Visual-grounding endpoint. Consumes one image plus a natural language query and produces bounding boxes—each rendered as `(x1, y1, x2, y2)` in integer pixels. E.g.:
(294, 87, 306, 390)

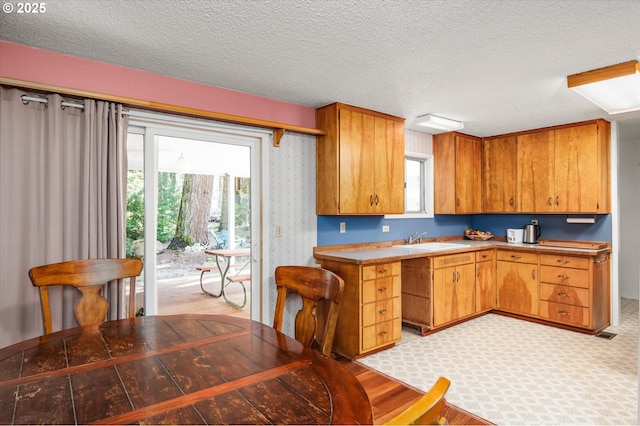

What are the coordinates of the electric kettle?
(523, 224, 541, 243)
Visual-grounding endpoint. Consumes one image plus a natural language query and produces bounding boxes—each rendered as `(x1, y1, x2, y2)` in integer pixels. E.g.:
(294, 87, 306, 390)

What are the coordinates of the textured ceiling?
(1, 0, 640, 140)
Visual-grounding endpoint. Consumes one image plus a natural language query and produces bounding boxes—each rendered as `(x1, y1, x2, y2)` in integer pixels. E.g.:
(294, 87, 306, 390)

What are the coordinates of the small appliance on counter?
(507, 228, 524, 244)
(523, 223, 541, 243)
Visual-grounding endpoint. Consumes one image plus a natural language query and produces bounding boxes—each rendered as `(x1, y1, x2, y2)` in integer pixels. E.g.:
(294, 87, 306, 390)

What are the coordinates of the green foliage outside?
(126, 171, 181, 257)
(125, 171, 250, 257)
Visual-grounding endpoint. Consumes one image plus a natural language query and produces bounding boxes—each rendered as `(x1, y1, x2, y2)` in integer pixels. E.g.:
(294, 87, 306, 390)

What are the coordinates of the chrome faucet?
(408, 231, 429, 244)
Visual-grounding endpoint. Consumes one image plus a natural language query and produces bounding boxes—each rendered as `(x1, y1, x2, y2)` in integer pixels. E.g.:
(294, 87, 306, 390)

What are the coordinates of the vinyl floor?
(360, 299, 638, 425)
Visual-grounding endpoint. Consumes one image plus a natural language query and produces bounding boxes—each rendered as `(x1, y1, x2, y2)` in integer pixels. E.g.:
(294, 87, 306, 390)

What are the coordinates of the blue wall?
(317, 214, 612, 246)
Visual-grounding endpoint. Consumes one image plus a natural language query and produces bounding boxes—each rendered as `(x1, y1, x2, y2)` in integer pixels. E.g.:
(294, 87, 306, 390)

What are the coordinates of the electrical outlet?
(340, 222, 346, 233)
(382, 225, 390, 232)
(532, 219, 538, 225)
(275, 225, 282, 237)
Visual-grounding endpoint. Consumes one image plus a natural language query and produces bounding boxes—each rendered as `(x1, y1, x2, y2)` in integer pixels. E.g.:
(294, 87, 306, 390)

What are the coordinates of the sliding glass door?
(126, 111, 263, 319)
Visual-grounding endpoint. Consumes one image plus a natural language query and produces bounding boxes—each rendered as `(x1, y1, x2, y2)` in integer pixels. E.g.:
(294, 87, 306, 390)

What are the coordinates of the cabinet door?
(455, 135, 482, 213)
(476, 260, 495, 312)
(456, 263, 476, 318)
(433, 132, 456, 213)
(482, 136, 516, 212)
(554, 123, 599, 212)
(517, 131, 555, 212)
(339, 109, 376, 214)
(433, 263, 475, 326)
(433, 266, 456, 326)
(374, 117, 405, 213)
(496, 260, 538, 316)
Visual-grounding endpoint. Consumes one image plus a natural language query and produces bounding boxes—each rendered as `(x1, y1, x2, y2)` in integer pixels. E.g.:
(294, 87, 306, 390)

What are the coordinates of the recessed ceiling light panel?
(568, 60, 640, 114)
(414, 114, 464, 132)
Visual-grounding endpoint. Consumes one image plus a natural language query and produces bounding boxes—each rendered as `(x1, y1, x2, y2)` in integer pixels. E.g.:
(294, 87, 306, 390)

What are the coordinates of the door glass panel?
(126, 132, 252, 318)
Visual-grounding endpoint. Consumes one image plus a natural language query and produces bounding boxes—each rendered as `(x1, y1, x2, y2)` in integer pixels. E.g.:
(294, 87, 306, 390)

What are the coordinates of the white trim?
(128, 109, 268, 323)
(610, 121, 620, 326)
(385, 152, 434, 219)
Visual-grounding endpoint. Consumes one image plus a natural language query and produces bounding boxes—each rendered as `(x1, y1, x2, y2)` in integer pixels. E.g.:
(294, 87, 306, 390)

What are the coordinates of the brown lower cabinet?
(496, 250, 539, 316)
(401, 247, 610, 335)
(316, 259, 402, 358)
(401, 251, 477, 333)
(318, 245, 610, 356)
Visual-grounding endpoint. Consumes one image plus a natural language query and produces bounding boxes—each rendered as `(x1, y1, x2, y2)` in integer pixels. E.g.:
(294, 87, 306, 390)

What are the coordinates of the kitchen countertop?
(313, 239, 611, 264)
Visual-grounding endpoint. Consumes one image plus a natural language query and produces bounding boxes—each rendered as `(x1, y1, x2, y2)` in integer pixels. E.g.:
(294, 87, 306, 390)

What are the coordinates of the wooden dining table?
(0, 315, 373, 425)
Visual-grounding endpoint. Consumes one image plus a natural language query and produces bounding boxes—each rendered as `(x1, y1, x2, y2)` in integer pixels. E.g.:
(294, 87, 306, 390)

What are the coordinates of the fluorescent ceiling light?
(415, 114, 464, 132)
(568, 60, 640, 114)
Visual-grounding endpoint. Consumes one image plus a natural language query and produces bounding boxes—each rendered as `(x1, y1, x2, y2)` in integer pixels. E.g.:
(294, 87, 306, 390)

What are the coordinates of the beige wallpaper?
(405, 128, 433, 154)
(267, 132, 317, 328)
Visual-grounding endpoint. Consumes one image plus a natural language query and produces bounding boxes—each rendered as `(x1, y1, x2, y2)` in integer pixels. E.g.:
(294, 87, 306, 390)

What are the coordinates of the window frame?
(385, 152, 434, 219)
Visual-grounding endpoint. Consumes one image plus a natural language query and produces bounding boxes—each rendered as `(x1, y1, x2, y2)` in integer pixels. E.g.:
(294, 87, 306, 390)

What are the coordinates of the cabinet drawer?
(496, 250, 537, 264)
(402, 294, 430, 325)
(362, 276, 400, 304)
(362, 297, 400, 327)
(539, 283, 589, 307)
(475, 249, 494, 262)
(539, 254, 590, 269)
(432, 252, 474, 269)
(539, 265, 590, 288)
(362, 262, 400, 280)
(539, 300, 590, 328)
(362, 318, 401, 351)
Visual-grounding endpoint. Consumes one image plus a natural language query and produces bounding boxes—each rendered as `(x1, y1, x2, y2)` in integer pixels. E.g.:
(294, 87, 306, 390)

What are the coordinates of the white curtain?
(0, 87, 129, 348)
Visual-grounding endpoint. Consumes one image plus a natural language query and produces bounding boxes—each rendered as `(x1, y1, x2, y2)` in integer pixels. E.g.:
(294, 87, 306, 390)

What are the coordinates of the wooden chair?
(273, 265, 345, 357)
(29, 258, 144, 334)
(385, 377, 451, 425)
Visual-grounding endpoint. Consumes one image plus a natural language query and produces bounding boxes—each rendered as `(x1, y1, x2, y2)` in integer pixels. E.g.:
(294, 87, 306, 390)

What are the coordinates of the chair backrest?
(273, 265, 345, 357)
(29, 258, 143, 334)
(385, 377, 451, 425)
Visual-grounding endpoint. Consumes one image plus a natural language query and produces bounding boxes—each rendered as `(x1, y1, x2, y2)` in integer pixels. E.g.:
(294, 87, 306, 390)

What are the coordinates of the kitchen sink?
(392, 242, 471, 251)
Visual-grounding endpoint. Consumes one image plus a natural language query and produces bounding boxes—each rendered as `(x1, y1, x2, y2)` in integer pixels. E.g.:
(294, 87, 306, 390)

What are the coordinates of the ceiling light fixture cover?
(414, 114, 464, 132)
(568, 60, 640, 114)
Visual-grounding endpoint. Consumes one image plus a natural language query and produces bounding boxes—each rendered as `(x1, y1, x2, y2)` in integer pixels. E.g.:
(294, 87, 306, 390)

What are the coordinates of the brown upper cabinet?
(433, 132, 482, 214)
(435, 119, 610, 214)
(482, 136, 517, 213)
(517, 120, 610, 213)
(316, 103, 405, 215)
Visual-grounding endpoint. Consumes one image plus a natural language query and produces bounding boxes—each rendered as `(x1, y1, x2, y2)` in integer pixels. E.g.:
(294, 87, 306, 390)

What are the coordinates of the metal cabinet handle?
(532, 269, 536, 280)
(547, 197, 553, 206)
(378, 269, 387, 274)
(509, 197, 514, 206)
(370, 195, 374, 206)
(452, 271, 456, 282)
(377, 287, 387, 292)
(557, 274, 569, 279)
(512, 255, 522, 260)
(557, 259, 570, 264)
(378, 310, 387, 315)
(378, 331, 388, 337)
(556, 196, 559, 206)
(482, 254, 488, 259)
(375, 194, 379, 206)
(456, 271, 460, 282)
(559, 311, 570, 316)
(456, 198, 460, 207)
(558, 292, 569, 297)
